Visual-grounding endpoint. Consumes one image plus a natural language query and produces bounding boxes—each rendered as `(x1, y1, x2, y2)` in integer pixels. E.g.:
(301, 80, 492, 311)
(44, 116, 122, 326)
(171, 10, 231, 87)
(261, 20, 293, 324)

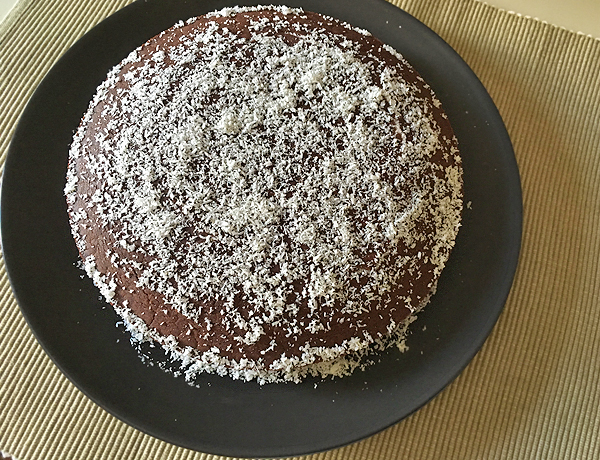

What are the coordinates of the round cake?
(65, 5, 463, 383)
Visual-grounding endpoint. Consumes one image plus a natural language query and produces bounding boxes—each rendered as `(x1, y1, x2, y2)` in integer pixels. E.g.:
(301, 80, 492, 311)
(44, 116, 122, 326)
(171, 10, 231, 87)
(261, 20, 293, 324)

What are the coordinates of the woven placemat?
(1, 0, 599, 459)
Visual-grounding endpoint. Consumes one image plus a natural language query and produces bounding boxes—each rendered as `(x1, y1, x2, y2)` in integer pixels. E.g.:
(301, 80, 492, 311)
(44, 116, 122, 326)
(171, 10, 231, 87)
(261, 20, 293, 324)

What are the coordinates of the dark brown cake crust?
(66, 6, 463, 382)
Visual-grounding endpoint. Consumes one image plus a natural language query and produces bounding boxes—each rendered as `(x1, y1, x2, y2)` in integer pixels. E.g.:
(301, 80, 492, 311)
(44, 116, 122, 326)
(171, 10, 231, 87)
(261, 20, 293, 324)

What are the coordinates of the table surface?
(1, 0, 600, 38)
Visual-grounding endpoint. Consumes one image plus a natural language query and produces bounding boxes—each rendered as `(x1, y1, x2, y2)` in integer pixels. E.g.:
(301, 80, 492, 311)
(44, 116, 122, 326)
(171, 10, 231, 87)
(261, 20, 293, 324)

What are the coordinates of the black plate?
(1, 0, 522, 457)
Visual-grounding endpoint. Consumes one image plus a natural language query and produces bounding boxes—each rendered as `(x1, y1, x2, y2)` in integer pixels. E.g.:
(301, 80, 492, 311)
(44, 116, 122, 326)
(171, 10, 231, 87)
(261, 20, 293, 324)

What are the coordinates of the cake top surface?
(66, 5, 462, 382)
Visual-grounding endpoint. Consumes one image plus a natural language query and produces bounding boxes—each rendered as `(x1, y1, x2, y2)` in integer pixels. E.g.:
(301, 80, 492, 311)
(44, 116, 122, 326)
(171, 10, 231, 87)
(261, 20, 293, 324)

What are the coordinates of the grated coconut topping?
(65, 5, 463, 384)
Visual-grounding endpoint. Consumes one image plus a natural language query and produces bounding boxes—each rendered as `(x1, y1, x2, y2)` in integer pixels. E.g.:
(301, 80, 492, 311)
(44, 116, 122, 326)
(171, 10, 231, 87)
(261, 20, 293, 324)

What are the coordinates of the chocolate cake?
(65, 5, 463, 383)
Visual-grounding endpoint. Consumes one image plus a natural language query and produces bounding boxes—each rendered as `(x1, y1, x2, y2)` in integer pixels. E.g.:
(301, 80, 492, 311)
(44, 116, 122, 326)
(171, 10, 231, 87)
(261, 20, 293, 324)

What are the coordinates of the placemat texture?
(1, 0, 599, 459)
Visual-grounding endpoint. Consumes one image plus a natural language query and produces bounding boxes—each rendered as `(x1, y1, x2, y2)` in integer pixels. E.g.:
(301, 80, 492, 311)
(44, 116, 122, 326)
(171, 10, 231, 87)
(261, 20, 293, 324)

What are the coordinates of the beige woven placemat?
(1, 0, 599, 459)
